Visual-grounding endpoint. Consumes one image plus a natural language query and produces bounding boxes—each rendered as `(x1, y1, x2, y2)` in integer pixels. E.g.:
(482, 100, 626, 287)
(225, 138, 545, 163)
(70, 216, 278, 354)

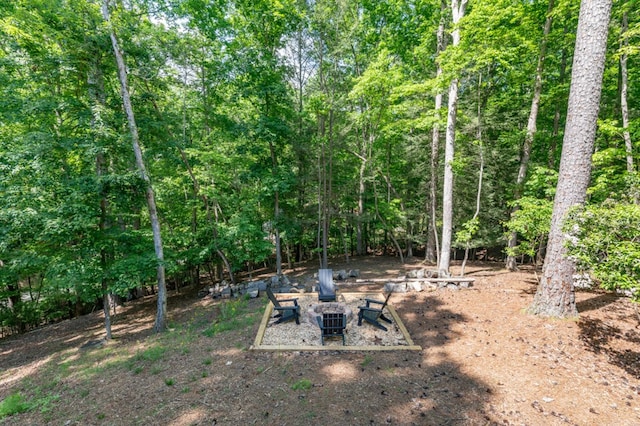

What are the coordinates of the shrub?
(504, 196, 553, 262)
(291, 378, 312, 391)
(0, 393, 29, 418)
(565, 201, 640, 300)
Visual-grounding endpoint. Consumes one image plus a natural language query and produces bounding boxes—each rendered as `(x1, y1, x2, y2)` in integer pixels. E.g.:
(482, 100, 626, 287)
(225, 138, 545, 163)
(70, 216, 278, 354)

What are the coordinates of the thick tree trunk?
(101, 0, 167, 332)
(530, 0, 612, 318)
(506, 0, 554, 271)
(353, 116, 371, 259)
(438, 0, 467, 277)
(438, 81, 457, 276)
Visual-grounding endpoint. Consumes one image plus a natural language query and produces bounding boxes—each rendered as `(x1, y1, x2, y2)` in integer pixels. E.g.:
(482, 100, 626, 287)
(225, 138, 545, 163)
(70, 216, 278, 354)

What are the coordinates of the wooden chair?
(357, 292, 392, 331)
(316, 312, 346, 345)
(266, 288, 300, 325)
(318, 268, 336, 302)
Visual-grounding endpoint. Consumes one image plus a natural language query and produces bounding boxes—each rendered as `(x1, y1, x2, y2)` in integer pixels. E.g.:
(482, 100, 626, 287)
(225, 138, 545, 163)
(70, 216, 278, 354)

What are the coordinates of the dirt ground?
(1, 256, 639, 425)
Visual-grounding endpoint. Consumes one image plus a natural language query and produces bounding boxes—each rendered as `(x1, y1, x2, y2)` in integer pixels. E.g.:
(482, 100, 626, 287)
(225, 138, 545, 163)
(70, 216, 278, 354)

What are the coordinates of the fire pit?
(307, 302, 353, 327)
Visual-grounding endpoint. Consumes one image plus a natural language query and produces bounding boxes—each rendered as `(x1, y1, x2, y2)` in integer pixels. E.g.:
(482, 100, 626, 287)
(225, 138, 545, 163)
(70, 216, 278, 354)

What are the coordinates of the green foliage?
(360, 354, 374, 367)
(219, 296, 248, 321)
(523, 167, 558, 200)
(203, 297, 258, 337)
(589, 146, 633, 202)
(134, 345, 166, 363)
(28, 391, 59, 414)
(455, 217, 480, 247)
(504, 197, 553, 259)
(565, 201, 640, 301)
(0, 393, 29, 418)
(291, 378, 312, 391)
(0, 0, 636, 337)
(504, 166, 558, 259)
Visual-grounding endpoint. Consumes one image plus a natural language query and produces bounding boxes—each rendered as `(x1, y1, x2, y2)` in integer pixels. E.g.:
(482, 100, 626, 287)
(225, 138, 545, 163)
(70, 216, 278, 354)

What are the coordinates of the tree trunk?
(549, 39, 568, 170)
(88, 55, 112, 340)
(101, 0, 167, 332)
(438, 0, 468, 277)
(321, 109, 334, 268)
(529, 0, 612, 318)
(620, 11, 634, 174)
(342, 222, 350, 263)
(461, 73, 485, 278)
(272, 173, 282, 276)
(357, 154, 366, 256)
(317, 110, 329, 268)
(7, 283, 24, 333)
(426, 0, 447, 265)
(382, 173, 410, 260)
(267, 116, 282, 275)
(506, 0, 554, 271)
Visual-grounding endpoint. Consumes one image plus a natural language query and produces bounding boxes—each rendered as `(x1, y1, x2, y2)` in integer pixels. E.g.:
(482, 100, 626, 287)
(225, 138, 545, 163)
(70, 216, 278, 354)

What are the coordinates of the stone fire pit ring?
(307, 302, 353, 327)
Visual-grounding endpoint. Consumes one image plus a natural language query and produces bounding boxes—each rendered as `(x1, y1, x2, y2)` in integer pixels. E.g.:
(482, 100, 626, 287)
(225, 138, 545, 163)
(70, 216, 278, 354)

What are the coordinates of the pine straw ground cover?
(1, 256, 639, 425)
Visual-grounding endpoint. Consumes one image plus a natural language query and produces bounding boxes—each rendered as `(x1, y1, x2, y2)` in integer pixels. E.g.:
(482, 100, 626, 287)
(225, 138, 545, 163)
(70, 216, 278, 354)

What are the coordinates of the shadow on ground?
(579, 316, 640, 380)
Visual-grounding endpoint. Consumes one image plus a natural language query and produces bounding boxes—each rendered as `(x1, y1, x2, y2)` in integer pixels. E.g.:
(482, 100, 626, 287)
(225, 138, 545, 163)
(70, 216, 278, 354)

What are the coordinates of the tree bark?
(438, 0, 467, 277)
(266, 98, 283, 276)
(88, 58, 112, 340)
(530, 0, 612, 318)
(426, 0, 446, 265)
(357, 151, 366, 256)
(101, 0, 168, 332)
(506, 0, 554, 271)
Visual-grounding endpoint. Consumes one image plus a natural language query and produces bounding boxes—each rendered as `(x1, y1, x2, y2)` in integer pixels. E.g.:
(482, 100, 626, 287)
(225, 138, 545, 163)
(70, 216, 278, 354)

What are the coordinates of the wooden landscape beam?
(355, 277, 475, 283)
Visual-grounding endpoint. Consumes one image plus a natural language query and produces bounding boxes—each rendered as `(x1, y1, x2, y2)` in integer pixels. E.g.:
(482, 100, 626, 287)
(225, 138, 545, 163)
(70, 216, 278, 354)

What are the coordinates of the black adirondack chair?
(357, 292, 393, 331)
(318, 268, 336, 302)
(266, 288, 300, 325)
(316, 312, 346, 345)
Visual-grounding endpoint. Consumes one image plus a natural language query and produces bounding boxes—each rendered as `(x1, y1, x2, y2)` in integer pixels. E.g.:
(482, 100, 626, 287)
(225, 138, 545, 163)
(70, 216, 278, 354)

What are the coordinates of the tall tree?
(101, 0, 168, 332)
(426, 0, 447, 265)
(506, 0, 555, 271)
(529, 0, 613, 318)
(438, 0, 468, 277)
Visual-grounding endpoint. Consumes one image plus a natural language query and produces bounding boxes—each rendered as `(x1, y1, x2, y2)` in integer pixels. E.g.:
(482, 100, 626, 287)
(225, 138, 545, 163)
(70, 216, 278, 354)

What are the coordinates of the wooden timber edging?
(355, 277, 476, 283)
(250, 292, 422, 352)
